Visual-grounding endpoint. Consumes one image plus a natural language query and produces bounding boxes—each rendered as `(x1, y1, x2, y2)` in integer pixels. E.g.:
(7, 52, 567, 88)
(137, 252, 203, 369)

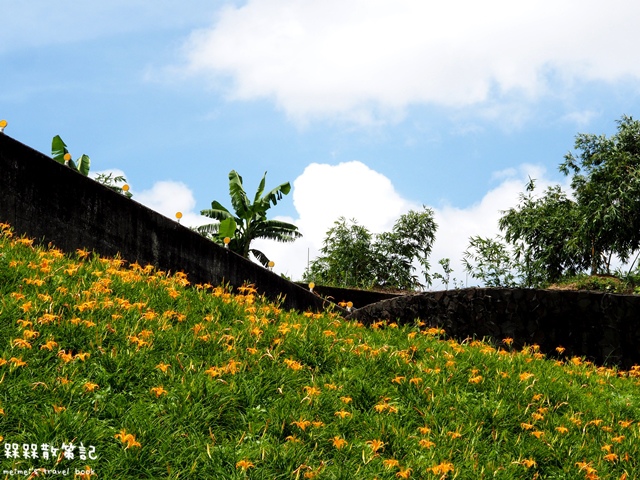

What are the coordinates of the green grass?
(0, 221, 639, 479)
(546, 274, 635, 294)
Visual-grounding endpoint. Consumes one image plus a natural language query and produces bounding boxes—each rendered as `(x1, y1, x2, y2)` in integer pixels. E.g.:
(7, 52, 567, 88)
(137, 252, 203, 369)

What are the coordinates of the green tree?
(498, 180, 584, 286)
(304, 206, 437, 290)
(304, 217, 378, 289)
(491, 115, 640, 285)
(462, 235, 518, 287)
(373, 206, 437, 289)
(196, 170, 301, 266)
(559, 115, 640, 274)
(433, 258, 461, 290)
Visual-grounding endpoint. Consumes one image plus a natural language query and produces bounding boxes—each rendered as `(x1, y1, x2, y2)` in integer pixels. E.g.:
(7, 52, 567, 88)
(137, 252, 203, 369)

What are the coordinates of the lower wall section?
(295, 283, 402, 309)
(0, 133, 332, 313)
(347, 287, 640, 368)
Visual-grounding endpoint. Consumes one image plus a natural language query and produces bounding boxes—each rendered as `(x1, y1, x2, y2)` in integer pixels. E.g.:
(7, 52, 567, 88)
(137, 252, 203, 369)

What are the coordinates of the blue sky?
(3, 0, 640, 286)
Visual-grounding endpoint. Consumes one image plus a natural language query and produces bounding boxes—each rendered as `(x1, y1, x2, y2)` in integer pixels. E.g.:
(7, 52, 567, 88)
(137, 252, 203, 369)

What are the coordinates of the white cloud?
(91, 169, 210, 227)
(252, 160, 416, 278)
(90, 175, 211, 228)
(561, 110, 600, 127)
(91, 164, 411, 280)
(181, 0, 640, 124)
(293, 161, 415, 239)
(134, 180, 211, 227)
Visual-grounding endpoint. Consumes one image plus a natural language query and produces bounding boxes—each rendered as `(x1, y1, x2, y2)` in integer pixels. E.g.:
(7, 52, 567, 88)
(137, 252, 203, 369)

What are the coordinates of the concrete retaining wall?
(295, 283, 402, 309)
(0, 133, 332, 313)
(347, 288, 640, 368)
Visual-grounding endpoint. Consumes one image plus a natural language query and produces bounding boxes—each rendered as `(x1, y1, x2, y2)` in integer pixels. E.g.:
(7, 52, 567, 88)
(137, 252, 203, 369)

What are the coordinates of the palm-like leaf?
(228, 171, 251, 219)
(250, 248, 271, 267)
(201, 201, 234, 222)
(218, 218, 237, 239)
(253, 173, 267, 204)
(194, 223, 220, 239)
(199, 170, 301, 262)
(77, 154, 91, 176)
(51, 135, 90, 176)
(51, 135, 68, 164)
(253, 219, 302, 242)
(256, 180, 292, 212)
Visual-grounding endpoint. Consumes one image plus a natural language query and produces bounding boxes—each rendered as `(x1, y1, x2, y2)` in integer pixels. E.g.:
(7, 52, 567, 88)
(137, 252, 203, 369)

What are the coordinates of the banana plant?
(51, 135, 90, 176)
(197, 170, 302, 266)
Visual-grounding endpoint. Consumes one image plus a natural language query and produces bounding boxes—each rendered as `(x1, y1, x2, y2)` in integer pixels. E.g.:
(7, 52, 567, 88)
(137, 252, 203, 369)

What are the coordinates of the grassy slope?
(0, 222, 639, 480)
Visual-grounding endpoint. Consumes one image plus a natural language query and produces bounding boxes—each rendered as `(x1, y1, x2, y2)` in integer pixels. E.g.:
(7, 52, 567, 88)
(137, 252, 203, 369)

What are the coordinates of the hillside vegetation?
(0, 222, 639, 479)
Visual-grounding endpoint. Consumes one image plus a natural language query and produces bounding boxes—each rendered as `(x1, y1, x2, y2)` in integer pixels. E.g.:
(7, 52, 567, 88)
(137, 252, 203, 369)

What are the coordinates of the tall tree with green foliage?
(490, 115, 640, 286)
(373, 206, 438, 289)
(304, 206, 437, 290)
(196, 170, 301, 266)
(462, 235, 519, 287)
(559, 115, 640, 274)
(304, 217, 378, 289)
(498, 180, 584, 285)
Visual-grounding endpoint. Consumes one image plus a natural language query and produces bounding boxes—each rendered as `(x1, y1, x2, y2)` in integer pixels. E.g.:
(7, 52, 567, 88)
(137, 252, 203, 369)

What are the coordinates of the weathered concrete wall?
(0, 133, 333, 313)
(295, 283, 402, 309)
(347, 288, 640, 368)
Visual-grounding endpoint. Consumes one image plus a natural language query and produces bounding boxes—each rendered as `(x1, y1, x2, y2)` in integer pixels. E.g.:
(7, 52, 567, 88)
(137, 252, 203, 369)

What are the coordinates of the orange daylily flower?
(83, 382, 99, 392)
(291, 419, 311, 431)
(235, 459, 254, 470)
(383, 459, 400, 469)
(150, 386, 167, 397)
(12, 338, 32, 349)
(40, 340, 58, 351)
(114, 429, 141, 449)
(396, 467, 412, 478)
(330, 436, 348, 449)
(366, 439, 385, 453)
(431, 462, 454, 475)
(155, 362, 171, 373)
